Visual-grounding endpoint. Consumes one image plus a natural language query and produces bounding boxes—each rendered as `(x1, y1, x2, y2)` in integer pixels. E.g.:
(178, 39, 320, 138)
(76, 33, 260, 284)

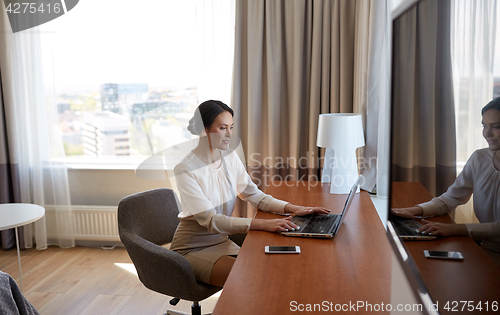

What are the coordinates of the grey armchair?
(117, 188, 221, 315)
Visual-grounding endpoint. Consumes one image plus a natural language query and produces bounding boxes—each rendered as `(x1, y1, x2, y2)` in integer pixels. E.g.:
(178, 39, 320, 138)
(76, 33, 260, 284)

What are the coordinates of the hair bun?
(187, 115, 203, 135)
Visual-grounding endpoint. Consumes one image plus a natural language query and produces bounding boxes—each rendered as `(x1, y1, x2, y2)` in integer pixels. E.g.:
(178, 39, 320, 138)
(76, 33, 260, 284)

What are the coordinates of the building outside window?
(40, 0, 234, 167)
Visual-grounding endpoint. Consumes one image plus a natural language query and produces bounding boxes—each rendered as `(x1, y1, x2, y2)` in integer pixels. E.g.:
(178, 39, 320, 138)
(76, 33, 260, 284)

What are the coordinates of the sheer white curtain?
(355, 0, 392, 201)
(450, 0, 497, 224)
(0, 6, 74, 249)
(196, 0, 235, 105)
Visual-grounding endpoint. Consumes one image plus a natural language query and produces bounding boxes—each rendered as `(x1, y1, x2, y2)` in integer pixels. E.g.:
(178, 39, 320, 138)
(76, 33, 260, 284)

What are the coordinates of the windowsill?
(58, 156, 170, 171)
(369, 194, 389, 229)
(66, 163, 137, 171)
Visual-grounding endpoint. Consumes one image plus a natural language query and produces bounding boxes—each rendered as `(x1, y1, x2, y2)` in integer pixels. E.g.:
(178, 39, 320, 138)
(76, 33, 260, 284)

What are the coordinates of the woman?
(170, 100, 330, 286)
(392, 98, 500, 256)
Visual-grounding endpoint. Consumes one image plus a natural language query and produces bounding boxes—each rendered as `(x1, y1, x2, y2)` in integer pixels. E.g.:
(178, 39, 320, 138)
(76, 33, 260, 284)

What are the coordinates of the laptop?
(282, 176, 362, 238)
(389, 216, 436, 240)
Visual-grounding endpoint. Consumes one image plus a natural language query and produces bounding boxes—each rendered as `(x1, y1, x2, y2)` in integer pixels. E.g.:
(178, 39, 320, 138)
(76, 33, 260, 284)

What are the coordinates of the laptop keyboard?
(392, 219, 421, 236)
(394, 223, 413, 235)
(301, 214, 340, 234)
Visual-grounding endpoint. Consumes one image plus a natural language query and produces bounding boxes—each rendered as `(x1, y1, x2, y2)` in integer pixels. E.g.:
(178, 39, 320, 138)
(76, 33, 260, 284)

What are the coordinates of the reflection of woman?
(170, 100, 330, 286)
(392, 98, 500, 256)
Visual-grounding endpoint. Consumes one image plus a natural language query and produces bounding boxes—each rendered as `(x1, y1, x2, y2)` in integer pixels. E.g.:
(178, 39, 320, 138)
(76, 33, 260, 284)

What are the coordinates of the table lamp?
(317, 113, 365, 194)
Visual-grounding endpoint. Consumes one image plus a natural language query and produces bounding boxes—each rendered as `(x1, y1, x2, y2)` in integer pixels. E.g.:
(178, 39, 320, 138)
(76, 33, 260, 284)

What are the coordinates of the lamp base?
(321, 148, 360, 194)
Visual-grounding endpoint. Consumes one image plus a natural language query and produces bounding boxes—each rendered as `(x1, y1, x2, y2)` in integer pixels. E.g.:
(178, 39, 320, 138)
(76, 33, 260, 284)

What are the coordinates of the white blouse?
(173, 148, 288, 236)
(418, 148, 500, 252)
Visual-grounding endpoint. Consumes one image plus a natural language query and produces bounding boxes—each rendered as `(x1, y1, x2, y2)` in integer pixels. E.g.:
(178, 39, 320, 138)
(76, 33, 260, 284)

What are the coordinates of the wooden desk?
(213, 182, 392, 315)
(391, 182, 500, 314)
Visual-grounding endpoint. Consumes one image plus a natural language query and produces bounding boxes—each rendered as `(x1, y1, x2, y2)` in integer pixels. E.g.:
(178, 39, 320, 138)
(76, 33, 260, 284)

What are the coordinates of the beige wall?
(68, 169, 172, 206)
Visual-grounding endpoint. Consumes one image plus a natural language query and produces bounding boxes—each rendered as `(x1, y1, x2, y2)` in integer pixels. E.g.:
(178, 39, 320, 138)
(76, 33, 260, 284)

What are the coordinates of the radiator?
(45, 206, 120, 242)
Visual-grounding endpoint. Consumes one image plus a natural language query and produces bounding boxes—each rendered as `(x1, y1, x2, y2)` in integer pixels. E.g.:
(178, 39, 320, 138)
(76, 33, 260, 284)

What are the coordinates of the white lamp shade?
(316, 113, 365, 150)
(316, 113, 364, 194)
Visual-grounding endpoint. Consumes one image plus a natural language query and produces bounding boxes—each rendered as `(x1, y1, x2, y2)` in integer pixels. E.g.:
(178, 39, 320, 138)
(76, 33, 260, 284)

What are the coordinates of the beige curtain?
(391, 0, 456, 197)
(232, 0, 358, 193)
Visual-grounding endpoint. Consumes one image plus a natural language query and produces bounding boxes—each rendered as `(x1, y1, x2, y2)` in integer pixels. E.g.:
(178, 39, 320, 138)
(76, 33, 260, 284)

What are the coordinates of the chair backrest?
(118, 188, 180, 245)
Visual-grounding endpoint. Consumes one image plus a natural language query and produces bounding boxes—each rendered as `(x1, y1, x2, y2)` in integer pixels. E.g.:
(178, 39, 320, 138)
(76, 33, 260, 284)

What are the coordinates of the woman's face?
(482, 109, 500, 151)
(205, 111, 233, 151)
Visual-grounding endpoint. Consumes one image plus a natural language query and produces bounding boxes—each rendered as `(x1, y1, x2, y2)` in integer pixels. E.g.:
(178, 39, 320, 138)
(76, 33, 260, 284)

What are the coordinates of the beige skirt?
(171, 218, 241, 284)
(182, 240, 240, 284)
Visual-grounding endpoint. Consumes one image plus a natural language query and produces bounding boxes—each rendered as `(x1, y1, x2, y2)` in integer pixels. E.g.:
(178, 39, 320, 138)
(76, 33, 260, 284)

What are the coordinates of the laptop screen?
(332, 175, 362, 234)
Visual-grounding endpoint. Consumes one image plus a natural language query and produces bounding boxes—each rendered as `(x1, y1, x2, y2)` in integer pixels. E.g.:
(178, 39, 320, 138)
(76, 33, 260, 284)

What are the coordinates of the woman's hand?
(285, 204, 331, 216)
(415, 219, 468, 237)
(250, 216, 298, 233)
(391, 206, 423, 219)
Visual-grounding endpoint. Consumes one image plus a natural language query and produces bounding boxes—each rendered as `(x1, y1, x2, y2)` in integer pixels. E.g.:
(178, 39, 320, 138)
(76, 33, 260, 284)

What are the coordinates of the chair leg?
(165, 311, 212, 315)
(165, 301, 212, 315)
(170, 298, 180, 306)
(192, 301, 201, 315)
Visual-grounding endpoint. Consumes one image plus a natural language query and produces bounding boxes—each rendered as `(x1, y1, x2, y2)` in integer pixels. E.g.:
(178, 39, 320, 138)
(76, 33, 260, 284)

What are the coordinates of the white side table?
(0, 203, 45, 292)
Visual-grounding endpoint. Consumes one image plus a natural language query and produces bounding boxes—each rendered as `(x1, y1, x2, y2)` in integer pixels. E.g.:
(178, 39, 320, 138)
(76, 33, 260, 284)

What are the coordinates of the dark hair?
(187, 100, 234, 135)
(482, 97, 500, 115)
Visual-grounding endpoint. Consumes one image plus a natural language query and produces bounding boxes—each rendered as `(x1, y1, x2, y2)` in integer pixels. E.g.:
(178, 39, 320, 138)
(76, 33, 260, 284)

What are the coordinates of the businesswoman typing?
(392, 98, 500, 257)
(170, 100, 330, 286)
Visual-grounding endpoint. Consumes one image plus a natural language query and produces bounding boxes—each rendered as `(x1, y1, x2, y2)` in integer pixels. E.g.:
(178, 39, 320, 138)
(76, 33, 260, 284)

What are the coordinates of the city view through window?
(39, 1, 227, 164)
(56, 84, 198, 158)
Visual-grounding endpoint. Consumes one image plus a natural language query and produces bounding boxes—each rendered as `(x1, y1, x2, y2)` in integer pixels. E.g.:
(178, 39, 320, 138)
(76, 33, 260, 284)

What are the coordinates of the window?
(452, 2, 499, 169)
(40, 0, 235, 167)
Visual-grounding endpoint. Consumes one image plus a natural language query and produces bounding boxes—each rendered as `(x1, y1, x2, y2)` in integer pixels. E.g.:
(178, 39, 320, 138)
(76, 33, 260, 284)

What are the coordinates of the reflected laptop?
(390, 216, 436, 240)
(282, 176, 362, 239)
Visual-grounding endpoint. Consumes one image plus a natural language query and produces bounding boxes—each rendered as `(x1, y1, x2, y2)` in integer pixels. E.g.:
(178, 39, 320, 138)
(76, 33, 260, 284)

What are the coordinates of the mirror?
(387, 0, 455, 312)
(387, 0, 500, 313)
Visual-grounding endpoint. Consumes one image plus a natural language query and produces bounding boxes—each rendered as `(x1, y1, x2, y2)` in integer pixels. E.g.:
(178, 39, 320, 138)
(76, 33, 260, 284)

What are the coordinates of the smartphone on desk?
(424, 250, 463, 260)
(265, 246, 301, 254)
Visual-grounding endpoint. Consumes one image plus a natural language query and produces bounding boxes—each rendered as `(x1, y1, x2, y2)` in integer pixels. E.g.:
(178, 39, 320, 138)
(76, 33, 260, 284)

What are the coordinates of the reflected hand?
(250, 216, 299, 233)
(285, 204, 331, 216)
(415, 219, 468, 237)
(391, 206, 423, 219)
